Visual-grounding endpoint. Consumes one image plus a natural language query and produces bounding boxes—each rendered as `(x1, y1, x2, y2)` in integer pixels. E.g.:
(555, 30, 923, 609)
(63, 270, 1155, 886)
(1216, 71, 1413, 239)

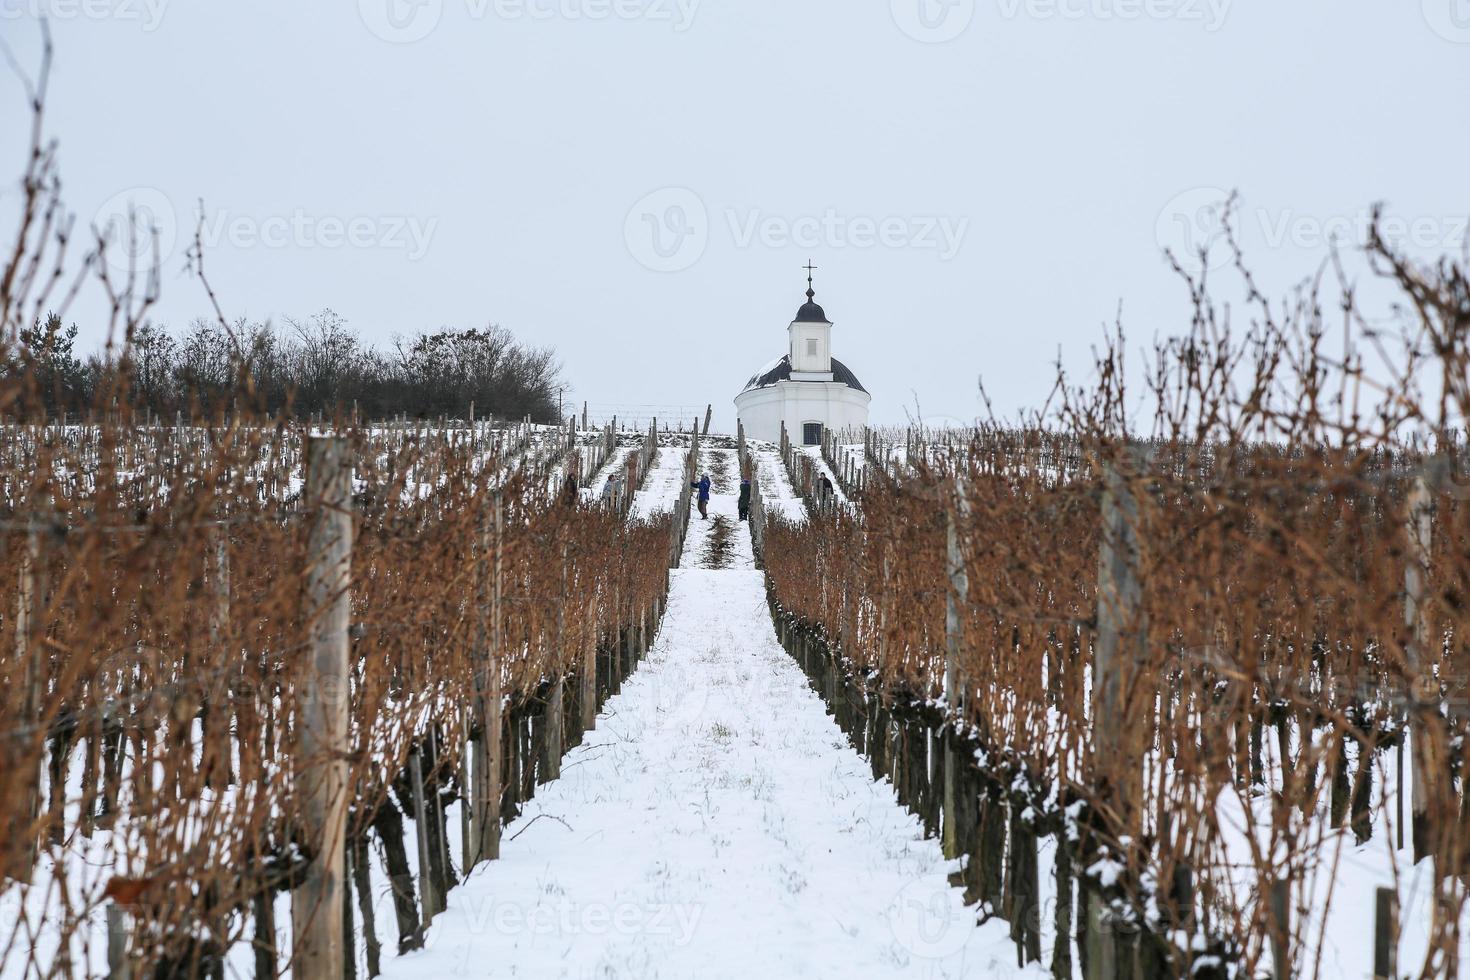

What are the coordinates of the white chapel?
(734, 268, 871, 445)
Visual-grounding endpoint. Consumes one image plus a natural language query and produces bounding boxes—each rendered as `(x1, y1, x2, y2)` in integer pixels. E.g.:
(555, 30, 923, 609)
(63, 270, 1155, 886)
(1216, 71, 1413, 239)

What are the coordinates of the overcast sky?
(3, 0, 1467, 430)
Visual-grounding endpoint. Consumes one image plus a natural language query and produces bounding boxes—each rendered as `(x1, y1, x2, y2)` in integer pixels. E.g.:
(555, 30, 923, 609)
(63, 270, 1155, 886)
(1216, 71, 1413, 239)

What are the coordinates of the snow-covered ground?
(630, 438, 691, 520)
(746, 440, 806, 523)
(380, 443, 1039, 980)
(681, 447, 755, 570)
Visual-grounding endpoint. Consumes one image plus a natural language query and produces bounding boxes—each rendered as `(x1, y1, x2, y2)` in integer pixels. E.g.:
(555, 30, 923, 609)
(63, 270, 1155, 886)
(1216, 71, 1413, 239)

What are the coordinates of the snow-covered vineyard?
(0, 417, 681, 979)
(5, 406, 1470, 980)
(374, 436, 1035, 979)
(6, 0, 1468, 971)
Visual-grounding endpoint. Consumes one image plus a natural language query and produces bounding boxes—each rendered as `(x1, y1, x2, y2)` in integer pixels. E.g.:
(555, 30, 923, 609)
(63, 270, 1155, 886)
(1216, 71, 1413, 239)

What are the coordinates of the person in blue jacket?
(692, 473, 711, 519)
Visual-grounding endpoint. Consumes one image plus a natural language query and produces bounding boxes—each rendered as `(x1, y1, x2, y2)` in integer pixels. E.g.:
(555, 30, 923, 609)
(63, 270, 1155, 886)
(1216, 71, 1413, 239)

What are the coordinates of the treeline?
(3, 310, 565, 422)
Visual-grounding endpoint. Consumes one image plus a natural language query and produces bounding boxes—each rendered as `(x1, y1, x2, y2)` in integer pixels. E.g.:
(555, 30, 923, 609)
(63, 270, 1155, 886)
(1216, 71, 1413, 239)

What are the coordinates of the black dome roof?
(740, 355, 868, 395)
(794, 284, 829, 323)
(794, 299, 828, 322)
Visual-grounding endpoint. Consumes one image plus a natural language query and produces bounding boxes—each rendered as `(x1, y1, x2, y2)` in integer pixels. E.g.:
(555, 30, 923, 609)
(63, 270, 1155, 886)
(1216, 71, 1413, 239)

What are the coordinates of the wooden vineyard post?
(466, 492, 490, 872)
(749, 463, 766, 564)
(1373, 887, 1398, 980)
(460, 710, 475, 872)
(877, 550, 890, 685)
(1403, 464, 1443, 863)
(107, 902, 132, 980)
(1269, 878, 1290, 980)
(611, 587, 624, 691)
(205, 527, 231, 788)
(1396, 736, 1405, 853)
(942, 483, 968, 860)
(351, 830, 380, 977)
(1053, 835, 1075, 980)
(482, 492, 505, 862)
(1083, 885, 1119, 980)
(342, 836, 356, 980)
(253, 877, 278, 975)
(292, 436, 353, 980)
(581, 597, 598, 731)
(409, 749, 443, 921)
(1085, 451, 1145, 980)
(15, 526, 43, 875)
(638, 603, 647, 661)
(1094, 454, 1144, 816)
(543, 545, 569, 782)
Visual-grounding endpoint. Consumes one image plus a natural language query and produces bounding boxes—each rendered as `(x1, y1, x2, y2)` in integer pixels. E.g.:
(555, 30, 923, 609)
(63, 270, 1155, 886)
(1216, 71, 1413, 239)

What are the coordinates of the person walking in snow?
(738, 477, 751, 521)
(692, 473, 711, 519)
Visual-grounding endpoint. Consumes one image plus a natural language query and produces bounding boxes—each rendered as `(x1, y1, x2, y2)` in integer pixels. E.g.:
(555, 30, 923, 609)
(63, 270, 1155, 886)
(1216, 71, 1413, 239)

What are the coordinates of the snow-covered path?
(630, 438, 691, 519)
(748, 440, 807, 522)
(381, 443, 1033, 980)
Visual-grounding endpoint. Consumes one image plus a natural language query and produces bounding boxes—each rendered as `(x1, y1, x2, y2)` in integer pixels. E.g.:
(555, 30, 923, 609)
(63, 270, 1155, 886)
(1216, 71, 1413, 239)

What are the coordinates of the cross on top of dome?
(795, 260, 829, 323)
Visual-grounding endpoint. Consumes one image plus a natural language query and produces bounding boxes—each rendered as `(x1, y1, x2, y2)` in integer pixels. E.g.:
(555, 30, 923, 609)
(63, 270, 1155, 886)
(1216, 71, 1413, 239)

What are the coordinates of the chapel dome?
(794, 288, 829, 323)
(739, 354, 869, 395)
(794, 300, 828, 323)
